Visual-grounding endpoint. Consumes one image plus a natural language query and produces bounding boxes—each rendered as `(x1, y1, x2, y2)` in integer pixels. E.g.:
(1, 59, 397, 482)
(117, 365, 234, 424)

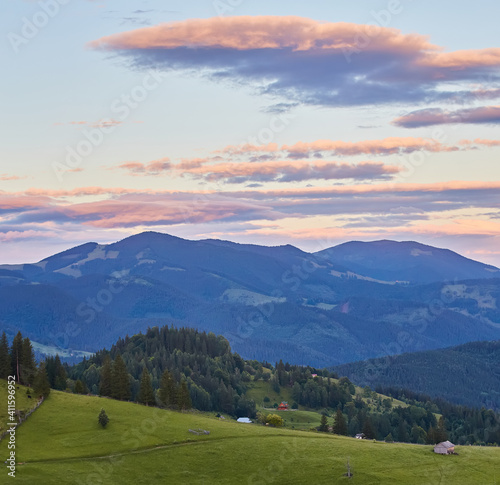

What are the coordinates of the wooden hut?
(434, 441, 455, 454)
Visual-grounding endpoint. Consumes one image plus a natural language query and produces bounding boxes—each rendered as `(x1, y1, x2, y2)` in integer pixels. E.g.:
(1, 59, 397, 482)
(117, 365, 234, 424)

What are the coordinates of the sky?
(1, 0, 500, 265)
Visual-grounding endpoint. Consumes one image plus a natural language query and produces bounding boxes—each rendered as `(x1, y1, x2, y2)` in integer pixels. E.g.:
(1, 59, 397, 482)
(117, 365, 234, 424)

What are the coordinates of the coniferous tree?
(53, 355, 67, 390)
(10, 331, 23, 383)
(99, 355, 112, 397)
(318, 413, 329, 432)
(398, 420, 409, 442)
(159, 369, 177, 408)
(177, 381, 192, 411)
(333, 408, 348, 436)
(74, 379, 88, 394)
(362, 418, 376, 439)
(111, 353, 130, 401)
(138, 367, 155, 406)
(98, 408, 109, 428)
(0, 332, 10, 378)
(33, 362, 51, 398)
(426, 426, 436, 444)
(21, 337, 36, 386)
(45, 355, 67, 390)
(435, 416, 448, 443)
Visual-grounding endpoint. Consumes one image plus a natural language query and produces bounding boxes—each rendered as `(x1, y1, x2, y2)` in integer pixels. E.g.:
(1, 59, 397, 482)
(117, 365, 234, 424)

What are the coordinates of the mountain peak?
(316, 239, 499, 284)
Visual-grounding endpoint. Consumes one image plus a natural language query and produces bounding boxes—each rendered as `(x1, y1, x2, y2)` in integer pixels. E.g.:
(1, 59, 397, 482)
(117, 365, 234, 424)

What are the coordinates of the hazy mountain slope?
(1, 232, 499, 366)
(334, 340, 500, 410)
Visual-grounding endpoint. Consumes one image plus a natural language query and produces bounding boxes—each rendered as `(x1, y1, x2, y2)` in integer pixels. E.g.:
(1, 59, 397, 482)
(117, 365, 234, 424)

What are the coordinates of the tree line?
(3, 326, 499, 446)
(69, 326, 256, 416)
(0, 331, 50, 398)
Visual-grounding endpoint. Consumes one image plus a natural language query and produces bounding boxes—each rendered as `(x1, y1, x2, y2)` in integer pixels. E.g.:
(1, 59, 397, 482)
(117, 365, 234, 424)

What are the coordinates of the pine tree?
(99, 355, 112, 397)
(53, 355, 67, 390)
(318, 413, 329, 432)
(426, 426, 436, 444)
(98, 408, 109, 428)
(362, 418, 376, 439)
(21, 337, 36, 386)
(398, 420, 409, 442)
(33, 362, 51, 398)
(333, 408, 348, 436)
(0, 332, 10, 379)
(177, 381, 192, 411)
(10, 331, 23, 383)
(74, 379, 88, 394)
(137, 367, 155, 406)
(159, 369, 177, 408)
(111, 353, 130, 401)
(435, 416, 448, 443)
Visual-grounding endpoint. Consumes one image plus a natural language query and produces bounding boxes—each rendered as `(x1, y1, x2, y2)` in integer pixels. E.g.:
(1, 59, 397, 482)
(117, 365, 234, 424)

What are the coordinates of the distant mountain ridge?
(316, 240, 499, 284)
(0, 232, 499, 366)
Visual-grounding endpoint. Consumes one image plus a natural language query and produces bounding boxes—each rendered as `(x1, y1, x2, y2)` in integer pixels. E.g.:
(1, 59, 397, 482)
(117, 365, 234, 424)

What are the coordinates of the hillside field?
(0, 388, 499, 484)
(246, 380, 410, 431)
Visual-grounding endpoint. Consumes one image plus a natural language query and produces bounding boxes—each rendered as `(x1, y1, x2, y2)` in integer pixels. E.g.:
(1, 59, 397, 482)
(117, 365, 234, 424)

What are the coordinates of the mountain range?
(1, 232, 499, 366)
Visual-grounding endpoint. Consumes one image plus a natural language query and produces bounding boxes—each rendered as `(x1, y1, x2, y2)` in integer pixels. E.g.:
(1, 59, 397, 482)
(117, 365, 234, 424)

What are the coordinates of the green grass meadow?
(0, 388, 499, 484)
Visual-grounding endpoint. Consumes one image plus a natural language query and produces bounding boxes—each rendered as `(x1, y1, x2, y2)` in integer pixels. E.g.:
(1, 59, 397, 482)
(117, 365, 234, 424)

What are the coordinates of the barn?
(434, 441, 456, 454)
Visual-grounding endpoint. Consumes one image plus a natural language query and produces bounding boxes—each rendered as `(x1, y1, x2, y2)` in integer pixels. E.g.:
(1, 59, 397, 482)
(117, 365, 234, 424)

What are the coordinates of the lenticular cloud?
(89, 16, 500, 108)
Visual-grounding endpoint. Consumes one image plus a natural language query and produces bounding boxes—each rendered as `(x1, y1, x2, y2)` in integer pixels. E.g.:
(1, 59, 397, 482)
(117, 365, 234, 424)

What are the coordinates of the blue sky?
(1, 0, 500, 264)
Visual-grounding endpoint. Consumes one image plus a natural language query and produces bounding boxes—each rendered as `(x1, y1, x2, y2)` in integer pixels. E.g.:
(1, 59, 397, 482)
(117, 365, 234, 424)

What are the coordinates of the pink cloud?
(459, 138, 500, 148)
(1, 181, 500, 257)
(393, 106, 500, 128)
(0, 230, 59, 243)
(420, 48, 500, 69)
(88, 17, 500, 108)
(88, 17, 436, 53)
(0, 174, 24, 181)
(221, 137, 457, 158)
(114, 158, 171, 175)
(178, 159, 400, 183)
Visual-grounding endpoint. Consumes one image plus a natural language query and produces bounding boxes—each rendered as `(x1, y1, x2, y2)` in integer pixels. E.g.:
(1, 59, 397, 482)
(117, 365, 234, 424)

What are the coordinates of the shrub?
(98, 408, 109, 428)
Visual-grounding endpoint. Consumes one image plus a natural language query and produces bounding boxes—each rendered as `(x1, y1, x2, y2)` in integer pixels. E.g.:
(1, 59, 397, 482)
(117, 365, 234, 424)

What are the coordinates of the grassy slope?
(246, 380, 408, 430)
(0, 380, 38, 436)
(0, 390, 499, 484)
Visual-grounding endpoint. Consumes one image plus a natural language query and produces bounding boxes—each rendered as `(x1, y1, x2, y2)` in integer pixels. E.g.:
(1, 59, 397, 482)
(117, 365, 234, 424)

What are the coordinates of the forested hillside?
(334, 340, 500, 410)
(64, 325, 500, 447)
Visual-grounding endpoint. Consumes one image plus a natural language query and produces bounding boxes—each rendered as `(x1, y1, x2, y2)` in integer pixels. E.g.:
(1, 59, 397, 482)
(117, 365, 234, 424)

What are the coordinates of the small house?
(237, 417, 252, 424)
(434, 441, 455, 455)
(355, 433, 366, 439)
(277, 401, 289, 411)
